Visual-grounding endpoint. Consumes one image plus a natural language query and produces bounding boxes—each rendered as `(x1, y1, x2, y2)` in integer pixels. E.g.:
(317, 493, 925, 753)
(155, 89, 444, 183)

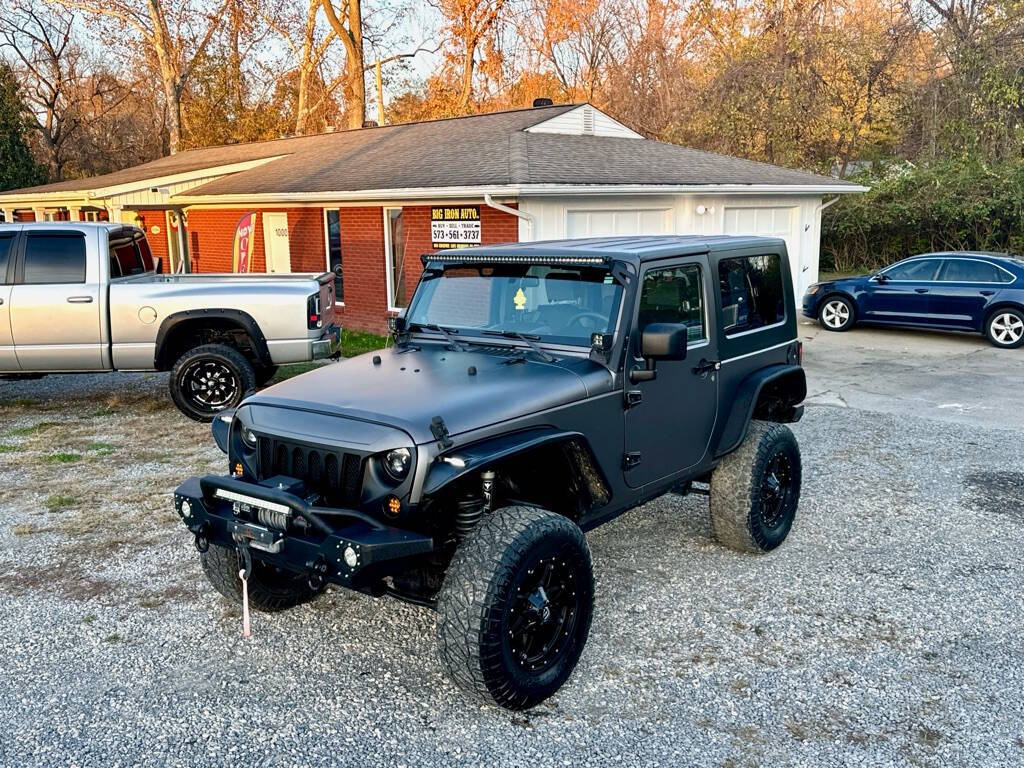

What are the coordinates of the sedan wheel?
(986, 309, 1024, 349)
(819, 297, 854, 332)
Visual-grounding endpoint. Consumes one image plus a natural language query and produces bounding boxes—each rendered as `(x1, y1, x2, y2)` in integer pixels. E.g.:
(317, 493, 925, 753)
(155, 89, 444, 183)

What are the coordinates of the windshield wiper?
(480, 329, 556, 362)
(408, 322, 467, 351)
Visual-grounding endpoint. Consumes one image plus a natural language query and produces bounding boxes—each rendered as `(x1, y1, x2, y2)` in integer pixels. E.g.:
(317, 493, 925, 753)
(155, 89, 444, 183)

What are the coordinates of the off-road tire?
(169, 343, 255, 422)
(818, 294, 855, 332)
(710, 420, 801, 553)
(984, 307, 1024, 349)
(254, 364, 279, 386)
(200, 544, 321, 613)
(437, 506, 594, 710)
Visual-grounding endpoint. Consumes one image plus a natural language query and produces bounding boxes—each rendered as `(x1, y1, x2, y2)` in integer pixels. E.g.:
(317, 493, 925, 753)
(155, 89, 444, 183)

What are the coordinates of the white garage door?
(566, 209, 671, 238)
(723, 206, 801, 292)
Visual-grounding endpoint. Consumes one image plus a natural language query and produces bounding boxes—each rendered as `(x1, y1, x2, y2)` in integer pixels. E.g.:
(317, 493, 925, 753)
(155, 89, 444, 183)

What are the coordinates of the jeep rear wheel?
(199, 544, 322, 613)
(437, 506, 594, 710)
(710, 420, 801, 553)
(169, 343, 255, 421)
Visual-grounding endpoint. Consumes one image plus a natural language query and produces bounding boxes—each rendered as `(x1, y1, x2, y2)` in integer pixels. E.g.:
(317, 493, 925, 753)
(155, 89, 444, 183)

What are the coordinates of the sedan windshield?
(406, 263, 623, 347)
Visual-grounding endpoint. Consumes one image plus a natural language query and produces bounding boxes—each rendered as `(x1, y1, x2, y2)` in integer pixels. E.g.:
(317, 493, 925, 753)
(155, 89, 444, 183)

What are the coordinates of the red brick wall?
(337, 207, 388, 332)
(185, 208, 325, 275)
(136, 210, 169, 273)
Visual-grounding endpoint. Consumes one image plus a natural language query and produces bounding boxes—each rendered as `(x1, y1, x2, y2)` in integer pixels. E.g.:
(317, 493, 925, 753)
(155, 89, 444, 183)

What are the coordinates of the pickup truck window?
(0, 234, 13, 283)
(719, 253, 785, 335)
(23, 233, 86, 284)
(638, 264, 706, 342)
(109, 236, 155, 278)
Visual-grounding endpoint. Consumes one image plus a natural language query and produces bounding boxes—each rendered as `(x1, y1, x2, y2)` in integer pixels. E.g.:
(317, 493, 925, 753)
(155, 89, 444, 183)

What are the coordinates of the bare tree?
(45, 0, 231, 153)
(319, 0, 365, 128)
(435, 0, 508, 111)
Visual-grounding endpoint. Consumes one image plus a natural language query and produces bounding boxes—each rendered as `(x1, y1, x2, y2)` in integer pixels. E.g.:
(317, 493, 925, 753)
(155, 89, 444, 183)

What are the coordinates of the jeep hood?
(247, 344, 615, 444)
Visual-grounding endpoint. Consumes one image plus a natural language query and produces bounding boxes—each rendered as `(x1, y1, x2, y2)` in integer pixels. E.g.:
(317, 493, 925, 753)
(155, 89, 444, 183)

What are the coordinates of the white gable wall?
(525, 105, 643, 139)
(518, 193, 825, 297)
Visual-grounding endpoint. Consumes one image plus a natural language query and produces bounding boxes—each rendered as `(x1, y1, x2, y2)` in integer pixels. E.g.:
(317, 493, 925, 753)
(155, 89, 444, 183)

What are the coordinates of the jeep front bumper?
(173, 474, 433, 588)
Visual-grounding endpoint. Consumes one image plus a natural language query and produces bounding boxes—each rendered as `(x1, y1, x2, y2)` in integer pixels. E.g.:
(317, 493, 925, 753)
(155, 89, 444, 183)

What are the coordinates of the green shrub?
(822, 160, 1024, 273)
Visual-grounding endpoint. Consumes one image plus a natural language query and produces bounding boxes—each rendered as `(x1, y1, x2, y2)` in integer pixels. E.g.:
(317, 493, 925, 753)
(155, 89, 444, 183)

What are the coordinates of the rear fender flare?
(154, 308, 271, 369)
(714, 364, 806, 458)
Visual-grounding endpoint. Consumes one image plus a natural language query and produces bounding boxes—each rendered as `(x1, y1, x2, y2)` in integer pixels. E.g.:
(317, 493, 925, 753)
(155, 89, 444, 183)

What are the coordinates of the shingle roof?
(3, 102, 859, 199)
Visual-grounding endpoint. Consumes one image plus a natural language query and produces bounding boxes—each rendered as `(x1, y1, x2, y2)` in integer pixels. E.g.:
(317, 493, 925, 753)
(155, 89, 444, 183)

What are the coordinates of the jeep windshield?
(405, 263, 623, 347)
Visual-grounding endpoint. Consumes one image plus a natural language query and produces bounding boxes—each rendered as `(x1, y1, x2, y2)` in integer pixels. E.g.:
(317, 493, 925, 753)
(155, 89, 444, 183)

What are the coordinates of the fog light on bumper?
(343, 546, 358, 568)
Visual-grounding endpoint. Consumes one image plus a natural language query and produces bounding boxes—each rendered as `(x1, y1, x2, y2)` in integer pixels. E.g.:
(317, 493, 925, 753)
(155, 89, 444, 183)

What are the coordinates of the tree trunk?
(459, 42, 475, 111)
(343, 0, 364, 129)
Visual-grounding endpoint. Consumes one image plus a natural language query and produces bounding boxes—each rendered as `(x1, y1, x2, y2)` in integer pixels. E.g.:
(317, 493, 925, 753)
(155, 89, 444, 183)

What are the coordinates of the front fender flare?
(714, 364, 806, 458)
(423, 427, 588, 497)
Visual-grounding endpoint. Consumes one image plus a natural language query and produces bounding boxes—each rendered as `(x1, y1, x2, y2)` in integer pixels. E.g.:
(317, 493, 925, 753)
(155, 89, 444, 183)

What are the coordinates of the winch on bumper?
(173, 474, 433, 588)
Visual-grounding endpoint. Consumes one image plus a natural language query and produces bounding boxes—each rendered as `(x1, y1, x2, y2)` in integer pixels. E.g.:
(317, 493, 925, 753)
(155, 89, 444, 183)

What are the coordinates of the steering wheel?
(567, 312, 608, 331)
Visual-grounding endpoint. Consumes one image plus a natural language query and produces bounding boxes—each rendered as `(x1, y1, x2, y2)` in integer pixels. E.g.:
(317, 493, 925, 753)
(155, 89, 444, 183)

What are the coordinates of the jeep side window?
(637, 264, 705, 342)
(718, 254, 784, 335)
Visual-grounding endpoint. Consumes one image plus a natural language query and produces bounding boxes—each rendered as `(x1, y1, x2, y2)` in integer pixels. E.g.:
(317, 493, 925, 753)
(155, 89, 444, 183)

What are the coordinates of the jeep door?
(10, 229, 104, 371)
(624, 255, 718, 488)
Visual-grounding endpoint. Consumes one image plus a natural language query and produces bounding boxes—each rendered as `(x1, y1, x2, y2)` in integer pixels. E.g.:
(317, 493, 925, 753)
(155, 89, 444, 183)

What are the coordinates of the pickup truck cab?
(0, 222, 339, 419)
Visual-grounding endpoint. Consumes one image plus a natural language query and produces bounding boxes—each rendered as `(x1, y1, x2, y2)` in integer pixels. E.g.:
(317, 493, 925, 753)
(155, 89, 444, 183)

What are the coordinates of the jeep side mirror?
(631, 323, 689, 383)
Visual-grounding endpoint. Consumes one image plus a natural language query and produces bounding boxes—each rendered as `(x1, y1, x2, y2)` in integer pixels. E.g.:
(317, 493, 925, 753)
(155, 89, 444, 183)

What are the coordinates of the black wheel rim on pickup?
(759, 451, 794, 528)
(180, 360, 239, 411)
(505, 554, 580, 673)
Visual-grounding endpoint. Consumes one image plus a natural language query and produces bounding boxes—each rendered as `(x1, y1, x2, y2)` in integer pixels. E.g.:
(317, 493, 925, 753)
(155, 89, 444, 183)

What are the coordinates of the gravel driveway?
(1, 329, 1023, 767)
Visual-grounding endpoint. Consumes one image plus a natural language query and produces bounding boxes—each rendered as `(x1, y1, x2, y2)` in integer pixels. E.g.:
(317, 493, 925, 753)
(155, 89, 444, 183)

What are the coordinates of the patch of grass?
(45, 494, 77, 512)
(0, 443, 19, 453)
(44, 452, 82, 464)
(271, 361, 324, 383)
(819, 269, 869, 281)
(0, 398, 39, 408)
(9, 421, 59, 436)
(103, 634, 120, 644)
(11, 523, 40, 536)
(341, 328, 388, 358)
(86, 441, 116, 455)
(82, 614, 96, 624)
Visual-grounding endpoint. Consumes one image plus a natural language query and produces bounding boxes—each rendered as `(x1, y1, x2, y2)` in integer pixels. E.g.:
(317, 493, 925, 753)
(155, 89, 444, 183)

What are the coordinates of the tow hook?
(308, 557, 329, 591)
(194, 523, 211, 553)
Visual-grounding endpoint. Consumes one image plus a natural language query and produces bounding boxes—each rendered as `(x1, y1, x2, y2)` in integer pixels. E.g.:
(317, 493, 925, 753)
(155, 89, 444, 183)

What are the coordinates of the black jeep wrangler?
(174, 236, 806, 710)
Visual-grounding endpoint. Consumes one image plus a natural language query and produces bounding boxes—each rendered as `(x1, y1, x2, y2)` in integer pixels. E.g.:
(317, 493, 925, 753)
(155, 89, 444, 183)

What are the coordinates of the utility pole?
(366, 45, 437, 125)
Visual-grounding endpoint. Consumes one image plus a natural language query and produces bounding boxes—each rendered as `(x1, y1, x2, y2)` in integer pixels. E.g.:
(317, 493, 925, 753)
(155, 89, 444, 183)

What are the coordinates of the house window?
(323, 209, 343, 302)
(384, 207, 407, 308)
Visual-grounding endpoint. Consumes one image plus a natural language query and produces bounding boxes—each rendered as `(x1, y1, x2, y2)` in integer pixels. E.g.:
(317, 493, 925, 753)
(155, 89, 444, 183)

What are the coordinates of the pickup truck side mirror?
(631, 323, 689, 383)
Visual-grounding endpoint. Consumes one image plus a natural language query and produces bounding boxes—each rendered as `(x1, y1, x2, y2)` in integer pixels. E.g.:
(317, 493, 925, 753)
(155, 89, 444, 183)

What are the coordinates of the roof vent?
(533, 98, 554, 108)
(362, 120, 379, 128)
(582, 106, 595, 135)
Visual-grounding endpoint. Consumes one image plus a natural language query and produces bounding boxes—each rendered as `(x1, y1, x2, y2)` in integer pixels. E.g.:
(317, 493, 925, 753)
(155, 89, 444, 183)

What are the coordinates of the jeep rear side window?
(637, 264, 705, 342)
(23, 233, 87, 284)
(718, 254, 785, 335)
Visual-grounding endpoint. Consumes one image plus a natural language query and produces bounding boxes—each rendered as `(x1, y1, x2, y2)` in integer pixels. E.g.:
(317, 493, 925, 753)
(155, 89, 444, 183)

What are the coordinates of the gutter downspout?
(816, 195, 841, 216)
(484, 193, 535, 241)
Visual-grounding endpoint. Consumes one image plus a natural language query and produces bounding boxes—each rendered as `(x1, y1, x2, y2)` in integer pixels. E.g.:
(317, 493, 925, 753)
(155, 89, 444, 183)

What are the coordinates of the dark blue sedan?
(802, 252, 1024, 348)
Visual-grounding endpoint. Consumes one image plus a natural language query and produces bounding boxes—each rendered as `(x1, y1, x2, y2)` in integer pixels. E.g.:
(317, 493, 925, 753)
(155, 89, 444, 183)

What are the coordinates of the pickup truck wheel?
(437, 506, 594, 710)
(170, 343, 255, 421)
(710, 420, 801, 554)
(199, 544, 322, 613)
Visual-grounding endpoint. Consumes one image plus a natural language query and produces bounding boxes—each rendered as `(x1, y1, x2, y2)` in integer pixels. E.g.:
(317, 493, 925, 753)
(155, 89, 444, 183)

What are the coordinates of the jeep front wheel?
(710, 420, 801, 553)
(199, 544, 322, 612)
(169, 343, 255, 421)
(437, 506, 594, 710)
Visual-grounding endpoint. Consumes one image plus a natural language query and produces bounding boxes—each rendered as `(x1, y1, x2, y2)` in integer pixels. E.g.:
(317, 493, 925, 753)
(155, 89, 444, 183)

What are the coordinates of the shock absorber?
(454, 470, 497, 540)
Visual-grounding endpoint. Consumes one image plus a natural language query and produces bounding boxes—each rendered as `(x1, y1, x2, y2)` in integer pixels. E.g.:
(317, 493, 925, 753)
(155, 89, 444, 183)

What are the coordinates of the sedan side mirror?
(873, 273, 890, 283)
(632, 323, 689, 383)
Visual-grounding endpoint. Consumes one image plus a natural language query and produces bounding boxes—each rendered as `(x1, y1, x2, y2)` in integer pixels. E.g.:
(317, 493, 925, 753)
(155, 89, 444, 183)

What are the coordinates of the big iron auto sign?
(431, 206, 481, 249)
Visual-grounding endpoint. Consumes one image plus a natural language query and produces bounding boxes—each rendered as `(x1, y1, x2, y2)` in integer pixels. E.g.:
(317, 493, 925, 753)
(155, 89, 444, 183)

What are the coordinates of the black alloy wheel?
(169, 343, 256, 421)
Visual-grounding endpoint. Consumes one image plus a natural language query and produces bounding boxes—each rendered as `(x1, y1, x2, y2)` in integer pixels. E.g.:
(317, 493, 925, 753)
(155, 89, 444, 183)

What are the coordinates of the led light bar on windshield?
(426, 254, 610, 265)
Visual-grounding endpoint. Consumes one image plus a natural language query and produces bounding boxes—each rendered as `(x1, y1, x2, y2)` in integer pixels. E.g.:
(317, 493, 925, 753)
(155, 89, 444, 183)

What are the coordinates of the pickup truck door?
(10, 230, 104, 371)
(0, 232, 17, 369)
(624, 256, 719, 488)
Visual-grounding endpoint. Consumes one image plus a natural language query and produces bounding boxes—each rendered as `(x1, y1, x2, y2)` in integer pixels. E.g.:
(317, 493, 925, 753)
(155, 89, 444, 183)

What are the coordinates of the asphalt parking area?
(1, 326, 1022, 767)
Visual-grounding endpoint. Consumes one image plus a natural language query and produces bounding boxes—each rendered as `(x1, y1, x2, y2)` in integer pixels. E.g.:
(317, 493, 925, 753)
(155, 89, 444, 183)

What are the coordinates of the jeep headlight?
(381, 448, 412, 481)
(241, 426, 257, 448)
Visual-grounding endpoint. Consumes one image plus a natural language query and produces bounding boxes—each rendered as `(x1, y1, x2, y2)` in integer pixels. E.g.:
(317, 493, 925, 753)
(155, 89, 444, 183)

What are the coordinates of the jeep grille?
(257, 438, 363, 508)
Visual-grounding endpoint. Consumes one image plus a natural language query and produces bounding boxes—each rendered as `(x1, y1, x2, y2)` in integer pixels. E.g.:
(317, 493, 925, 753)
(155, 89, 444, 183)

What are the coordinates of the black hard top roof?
(424, 235, 785, 266)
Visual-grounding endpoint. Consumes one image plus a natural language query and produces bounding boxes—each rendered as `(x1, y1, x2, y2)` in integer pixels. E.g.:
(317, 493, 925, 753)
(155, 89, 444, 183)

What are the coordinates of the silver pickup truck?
(0, 222, 340, 420)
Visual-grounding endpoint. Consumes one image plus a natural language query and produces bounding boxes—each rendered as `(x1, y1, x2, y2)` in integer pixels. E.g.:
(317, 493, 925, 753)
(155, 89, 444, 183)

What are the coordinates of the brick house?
(0, 103, 864, 333)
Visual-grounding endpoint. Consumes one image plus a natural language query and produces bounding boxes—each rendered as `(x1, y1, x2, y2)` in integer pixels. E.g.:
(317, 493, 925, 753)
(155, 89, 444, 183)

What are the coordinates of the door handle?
(980, 290, 995, 296)
(914, 288, 929, 294)
(692, 358, 720, 375)
(67, 296, 93, 303)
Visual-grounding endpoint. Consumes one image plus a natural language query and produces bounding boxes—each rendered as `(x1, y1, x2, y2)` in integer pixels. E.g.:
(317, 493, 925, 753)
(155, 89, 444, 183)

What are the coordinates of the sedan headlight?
(806, 284, 820, 295)
(381, 448, 412, 481)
